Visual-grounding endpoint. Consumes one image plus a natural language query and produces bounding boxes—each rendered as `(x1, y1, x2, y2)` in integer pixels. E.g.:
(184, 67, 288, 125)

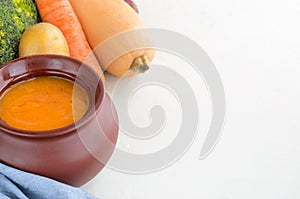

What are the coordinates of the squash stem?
(130, 55, 149, 73)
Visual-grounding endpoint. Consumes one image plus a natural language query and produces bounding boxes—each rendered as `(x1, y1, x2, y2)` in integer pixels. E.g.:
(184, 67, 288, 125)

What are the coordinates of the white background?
(83, 0, 300, 198)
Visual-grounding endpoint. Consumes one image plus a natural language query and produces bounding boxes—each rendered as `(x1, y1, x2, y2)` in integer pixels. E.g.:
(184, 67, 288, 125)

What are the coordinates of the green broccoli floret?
(11, 0, 39, 32)
(0, 1, 19, 65)
(0, 0, 39, 66)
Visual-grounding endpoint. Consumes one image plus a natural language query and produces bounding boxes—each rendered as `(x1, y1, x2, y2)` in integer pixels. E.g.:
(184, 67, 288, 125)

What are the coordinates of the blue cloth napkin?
(0, 163, 98, 199)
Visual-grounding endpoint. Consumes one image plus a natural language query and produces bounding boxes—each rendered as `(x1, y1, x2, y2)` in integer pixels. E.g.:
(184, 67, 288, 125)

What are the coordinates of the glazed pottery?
(0, 55, 118, 186)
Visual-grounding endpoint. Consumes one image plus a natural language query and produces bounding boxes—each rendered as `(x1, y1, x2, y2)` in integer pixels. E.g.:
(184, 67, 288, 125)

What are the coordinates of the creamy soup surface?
(0, 76, 89, 131)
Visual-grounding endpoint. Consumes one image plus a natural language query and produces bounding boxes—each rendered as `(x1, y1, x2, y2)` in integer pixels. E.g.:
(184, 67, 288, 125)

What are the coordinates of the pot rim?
(0, 54, 105, 138)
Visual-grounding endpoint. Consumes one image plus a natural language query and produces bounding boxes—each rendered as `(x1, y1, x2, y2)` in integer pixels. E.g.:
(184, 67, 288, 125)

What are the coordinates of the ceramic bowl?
(0, 55, 118, 186)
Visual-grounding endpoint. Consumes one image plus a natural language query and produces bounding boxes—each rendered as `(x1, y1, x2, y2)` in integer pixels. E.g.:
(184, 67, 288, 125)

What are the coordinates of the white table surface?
(82, 0, 300, 198)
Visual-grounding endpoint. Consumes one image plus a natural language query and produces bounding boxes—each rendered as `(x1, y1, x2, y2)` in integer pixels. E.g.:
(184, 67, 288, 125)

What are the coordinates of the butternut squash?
(68, 0, 155, 77)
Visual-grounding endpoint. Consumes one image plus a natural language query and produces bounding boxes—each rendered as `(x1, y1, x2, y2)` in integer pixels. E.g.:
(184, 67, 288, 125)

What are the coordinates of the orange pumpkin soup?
(0, 76, 89, 131)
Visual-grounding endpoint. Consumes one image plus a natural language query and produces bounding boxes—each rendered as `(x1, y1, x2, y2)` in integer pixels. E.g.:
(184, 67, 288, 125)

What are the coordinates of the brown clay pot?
(0, 55, 119, 187)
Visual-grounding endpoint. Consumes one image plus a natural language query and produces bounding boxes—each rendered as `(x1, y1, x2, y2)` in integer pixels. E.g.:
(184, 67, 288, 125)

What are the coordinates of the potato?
(19, 22, 69, 57)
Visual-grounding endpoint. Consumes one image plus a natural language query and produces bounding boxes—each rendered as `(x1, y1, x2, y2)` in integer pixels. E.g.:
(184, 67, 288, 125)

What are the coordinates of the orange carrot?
(34, 0, 105, 83)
